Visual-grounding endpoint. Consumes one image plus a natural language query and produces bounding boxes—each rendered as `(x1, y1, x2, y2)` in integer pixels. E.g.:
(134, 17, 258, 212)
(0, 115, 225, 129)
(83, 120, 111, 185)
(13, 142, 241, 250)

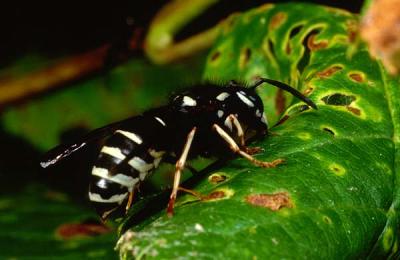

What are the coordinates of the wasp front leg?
(213, 124, 284, 168)
(225, 114, 262, 155)
(167, 127, 197, 217)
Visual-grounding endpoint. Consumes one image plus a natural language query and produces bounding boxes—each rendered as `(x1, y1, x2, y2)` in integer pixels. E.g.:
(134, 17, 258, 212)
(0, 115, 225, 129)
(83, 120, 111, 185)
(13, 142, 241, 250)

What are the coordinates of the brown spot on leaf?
(285, 43, 291, 54)
(210, 51, 220, 62)
(275, 89, 286, 115)
(347, 106, 361, 116)
(346, 20, 358, 43)
(349, 73, 365, 82)
(202, 191, 226, 201)
(303, 87, 314, 95)
(245, 192, 292, 211)
(317, 65, 342, 78)
(208, 173, 227, 184)
(269, 12, 287, 30)
(239, 48, 252, 68)
(307, 34, 328, 51)
(274, 115, 289, 127)
(56, 221, 111, 239)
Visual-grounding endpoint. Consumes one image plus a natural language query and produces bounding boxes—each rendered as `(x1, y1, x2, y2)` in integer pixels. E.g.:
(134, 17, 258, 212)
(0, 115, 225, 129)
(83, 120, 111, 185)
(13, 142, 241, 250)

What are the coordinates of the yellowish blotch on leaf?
(329, 163, 346, 176)
(297, 132, 312, 140)
(383, 227, 394, 252)
(323, 215, 332, 224)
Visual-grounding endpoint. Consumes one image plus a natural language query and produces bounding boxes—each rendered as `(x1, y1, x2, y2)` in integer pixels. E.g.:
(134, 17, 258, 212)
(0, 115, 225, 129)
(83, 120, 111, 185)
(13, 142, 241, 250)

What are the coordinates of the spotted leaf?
(118, 3, 400, 259)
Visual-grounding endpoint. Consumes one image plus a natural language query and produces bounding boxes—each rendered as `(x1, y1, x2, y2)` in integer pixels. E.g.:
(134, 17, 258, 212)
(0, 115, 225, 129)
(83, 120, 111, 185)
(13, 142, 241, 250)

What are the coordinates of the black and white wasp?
(41, 78, 317, 220)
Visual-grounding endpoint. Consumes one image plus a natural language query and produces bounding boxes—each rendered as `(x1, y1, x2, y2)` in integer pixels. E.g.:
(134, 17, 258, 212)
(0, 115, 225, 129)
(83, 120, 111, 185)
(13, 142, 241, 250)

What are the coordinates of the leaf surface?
(118, 3, 400, 259)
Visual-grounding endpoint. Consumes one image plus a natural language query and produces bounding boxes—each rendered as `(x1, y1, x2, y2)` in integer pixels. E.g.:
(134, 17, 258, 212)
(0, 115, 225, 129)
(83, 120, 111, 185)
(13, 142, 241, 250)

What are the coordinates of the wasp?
(41, 78, 317, 220)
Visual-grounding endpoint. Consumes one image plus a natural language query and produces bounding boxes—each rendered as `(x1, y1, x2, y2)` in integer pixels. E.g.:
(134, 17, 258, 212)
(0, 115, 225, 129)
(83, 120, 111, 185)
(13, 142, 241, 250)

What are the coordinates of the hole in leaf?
(245, 192, 292, 211)
(321, 93, 356, 106)
(289, 24, 304, 40)
(297, 31, 317, 73)
(322, 127, 335, 136)
(268, 39, 276, 59)
(298, 105, 311, 112)
(285, 24, 305, 54)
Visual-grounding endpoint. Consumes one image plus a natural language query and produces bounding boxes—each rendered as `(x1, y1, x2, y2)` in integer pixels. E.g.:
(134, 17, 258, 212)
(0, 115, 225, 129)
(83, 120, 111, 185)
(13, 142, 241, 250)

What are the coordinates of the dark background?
(0, 1, 363, 65)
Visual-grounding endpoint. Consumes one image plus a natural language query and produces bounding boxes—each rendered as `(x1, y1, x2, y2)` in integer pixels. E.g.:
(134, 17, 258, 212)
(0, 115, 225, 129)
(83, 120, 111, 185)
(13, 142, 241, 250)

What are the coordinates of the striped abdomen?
(88, 115, 168, 219)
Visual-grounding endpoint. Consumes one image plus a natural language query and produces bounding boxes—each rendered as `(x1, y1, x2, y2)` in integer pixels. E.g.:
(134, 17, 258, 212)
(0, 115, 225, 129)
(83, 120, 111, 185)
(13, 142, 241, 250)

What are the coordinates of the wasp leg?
(227, 114, 262, 155)
(100, 207, 119, 222)
(213, 124, 284, 168)
(227, 114, 245, 147)
(167, 127, 197, 217)
(125, 191, 135, 213)
(178, 187, 204, 200)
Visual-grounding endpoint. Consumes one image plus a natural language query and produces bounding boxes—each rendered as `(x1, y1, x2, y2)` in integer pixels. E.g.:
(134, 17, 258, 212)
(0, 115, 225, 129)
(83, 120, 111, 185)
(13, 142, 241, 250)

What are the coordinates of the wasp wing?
(40, 117, 136, 168)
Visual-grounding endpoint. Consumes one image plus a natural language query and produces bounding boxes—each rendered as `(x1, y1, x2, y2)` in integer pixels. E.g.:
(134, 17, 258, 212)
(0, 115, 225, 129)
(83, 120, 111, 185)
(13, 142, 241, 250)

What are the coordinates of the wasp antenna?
(250, 78, 317, 110)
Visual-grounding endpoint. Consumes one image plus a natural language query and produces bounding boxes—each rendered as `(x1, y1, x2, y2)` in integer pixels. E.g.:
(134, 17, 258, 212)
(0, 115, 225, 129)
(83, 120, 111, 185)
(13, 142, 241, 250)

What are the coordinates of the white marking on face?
(217, 110, 224, 118)
(92, 167, 139, 188)
(128, 157, 154, 172)
(224, 117, 233, 131)
(236, 92, 254, 107)
(101, 146, 126, 160)
(116, 130, 142, 144)
(155, 116, 166, 126)
(216, 92, 230, 101)
(89, 192, 128, 204)
(255, 109, 262, 117)
(183, 96, 197, 106)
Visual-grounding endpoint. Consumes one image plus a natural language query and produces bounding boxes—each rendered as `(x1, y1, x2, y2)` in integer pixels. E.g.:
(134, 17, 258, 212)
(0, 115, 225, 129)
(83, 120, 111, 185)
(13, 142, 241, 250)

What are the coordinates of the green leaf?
(0, 184, 118, 259)
(118, 3, 400, 259)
